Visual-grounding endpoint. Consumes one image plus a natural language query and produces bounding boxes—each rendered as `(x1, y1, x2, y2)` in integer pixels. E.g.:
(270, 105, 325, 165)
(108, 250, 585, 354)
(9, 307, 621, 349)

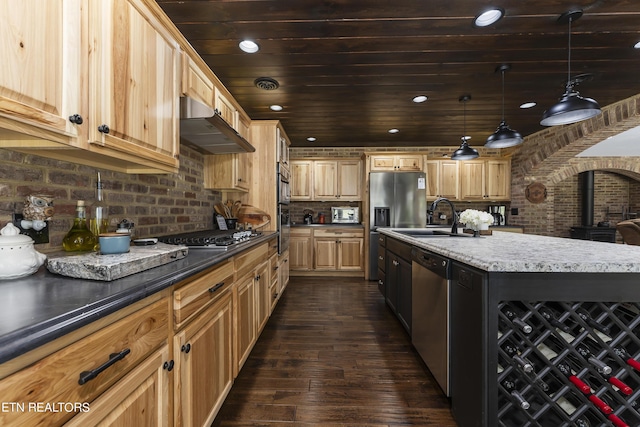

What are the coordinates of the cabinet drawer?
(270, 253, 279, 283)
(0, 299, 168, 427)
(173, 259, 234, 329)
(313, 228, 363, 238)
(291, 227, 312, 237)
(235, 242, 268, 276)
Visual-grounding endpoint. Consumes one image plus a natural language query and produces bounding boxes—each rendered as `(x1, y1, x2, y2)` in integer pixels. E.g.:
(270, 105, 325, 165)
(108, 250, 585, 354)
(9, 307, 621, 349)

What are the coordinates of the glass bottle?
(63, 200, 96, 251)
(89, 172, 109, 250)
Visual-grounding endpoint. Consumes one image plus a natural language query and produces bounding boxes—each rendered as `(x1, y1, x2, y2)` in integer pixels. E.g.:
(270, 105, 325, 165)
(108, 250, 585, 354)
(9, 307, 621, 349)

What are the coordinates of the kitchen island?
(379, 228, 640, 427)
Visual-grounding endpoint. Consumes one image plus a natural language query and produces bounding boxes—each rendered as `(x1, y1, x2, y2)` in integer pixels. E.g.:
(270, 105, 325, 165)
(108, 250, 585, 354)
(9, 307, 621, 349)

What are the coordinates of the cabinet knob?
(97, 124, 110, 134)
(181, 343, 191, 354)
(68, 114, 83, 125)
(163, 360, 174, 371)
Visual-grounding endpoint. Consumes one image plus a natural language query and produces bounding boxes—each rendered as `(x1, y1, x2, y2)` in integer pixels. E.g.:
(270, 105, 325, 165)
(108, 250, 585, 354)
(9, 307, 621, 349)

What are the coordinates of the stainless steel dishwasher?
(411, 247, 450, 396)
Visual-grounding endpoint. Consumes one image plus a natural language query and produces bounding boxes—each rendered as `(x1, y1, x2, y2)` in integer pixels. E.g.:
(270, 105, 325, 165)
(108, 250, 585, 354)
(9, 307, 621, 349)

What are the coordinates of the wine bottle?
(608, 413, 630, 427)
(576, 308, 610, 335)
(503, 342, 534, 373)
(501, 378, 530, 410)
(588, 394, 613, 415)
(62, 200, 96, 252)
(576, 345, 612, 375)
(503, 305, 533, 334)
(540, 306, 570, 333)
(89, 172, 109, 250)
(557, 363, 592, 394)
(613, 347, 640, 372)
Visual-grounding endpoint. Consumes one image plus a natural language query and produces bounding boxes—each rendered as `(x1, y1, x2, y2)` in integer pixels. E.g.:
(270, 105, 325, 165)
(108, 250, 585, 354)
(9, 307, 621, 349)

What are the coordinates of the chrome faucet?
(428, 197, 459, 234)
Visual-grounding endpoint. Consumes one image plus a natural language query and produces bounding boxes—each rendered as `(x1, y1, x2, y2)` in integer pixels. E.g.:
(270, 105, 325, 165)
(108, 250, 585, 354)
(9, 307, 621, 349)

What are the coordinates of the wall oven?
(277, 162, 290, 254)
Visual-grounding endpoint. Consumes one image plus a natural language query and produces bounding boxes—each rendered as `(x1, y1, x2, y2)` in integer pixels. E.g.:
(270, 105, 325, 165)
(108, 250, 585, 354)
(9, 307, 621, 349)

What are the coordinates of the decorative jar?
(0, 222, 47, 280)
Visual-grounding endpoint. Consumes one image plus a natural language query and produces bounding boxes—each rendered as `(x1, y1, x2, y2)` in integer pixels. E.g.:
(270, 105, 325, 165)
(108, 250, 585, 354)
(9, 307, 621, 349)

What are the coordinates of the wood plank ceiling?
(157, 0, 640, 148)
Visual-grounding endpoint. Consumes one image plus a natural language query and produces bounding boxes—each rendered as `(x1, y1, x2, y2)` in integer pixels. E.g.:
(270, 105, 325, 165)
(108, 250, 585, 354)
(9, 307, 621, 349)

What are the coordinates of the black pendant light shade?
(540, 10, 601, 126)
(452, 139, 479, 160)
(485, 64, 523, 148)
(451, 95, 479, 160)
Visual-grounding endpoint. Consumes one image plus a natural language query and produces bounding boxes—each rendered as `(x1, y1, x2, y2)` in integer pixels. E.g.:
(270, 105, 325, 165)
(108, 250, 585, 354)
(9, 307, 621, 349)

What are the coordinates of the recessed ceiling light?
(388, 128, 399, 134)
(307, 137, 316, 142)
(269, 105, 283, 111)
(474, 8, 505, 27)
(634, 41, 640, 49)
(239, 40, 259, 53)
(520, 102, 537, 109)
(413, 95, 428, 103)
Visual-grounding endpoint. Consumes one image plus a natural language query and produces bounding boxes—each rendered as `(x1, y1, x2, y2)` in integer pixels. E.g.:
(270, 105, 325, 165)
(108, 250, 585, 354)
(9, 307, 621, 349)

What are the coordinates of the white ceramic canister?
(0, 223, 47, 280)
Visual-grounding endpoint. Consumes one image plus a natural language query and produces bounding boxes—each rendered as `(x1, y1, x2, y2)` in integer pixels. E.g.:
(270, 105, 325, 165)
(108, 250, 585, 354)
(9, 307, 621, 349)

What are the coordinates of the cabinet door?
(485, 159, 511, 201)
(459, 160, 486, 200)
(313, 160, 338, 200)
(425, 160, 440, 199)
(337, 238, 364, 271)
(0, 0, 83, 145)
(88, 0, 180, 173)
(385, 253, 399, 313)
(181, 53, 214, 108)
(289, 236, 312, 270)
(204, 153, 251, 192)
(439, 160, 460, 200)
(175, 293, 233, 427)
(278, 250, 290, 292)
(396, 154, 423, 171)
(313, 238, 338, 270)
(255, 260, 270, 333)
(64, 345, 170, 427)
(235, 274, 256, 373)
(337, 160, 362, 200)
(290, 160, 313, 200)
(396, 256, 412, 333)
(215, 87, 238, 129)
(370, 155, 396, 171)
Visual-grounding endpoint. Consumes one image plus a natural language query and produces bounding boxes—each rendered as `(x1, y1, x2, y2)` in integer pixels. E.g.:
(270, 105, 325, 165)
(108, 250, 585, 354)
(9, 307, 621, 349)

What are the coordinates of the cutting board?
(237, 205, 271, 229)
(46, 242, 188, 281)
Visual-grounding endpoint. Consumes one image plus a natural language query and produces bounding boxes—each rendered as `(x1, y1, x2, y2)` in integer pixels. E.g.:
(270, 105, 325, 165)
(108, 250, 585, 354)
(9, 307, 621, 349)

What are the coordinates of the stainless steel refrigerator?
(369, 171, 427, 279)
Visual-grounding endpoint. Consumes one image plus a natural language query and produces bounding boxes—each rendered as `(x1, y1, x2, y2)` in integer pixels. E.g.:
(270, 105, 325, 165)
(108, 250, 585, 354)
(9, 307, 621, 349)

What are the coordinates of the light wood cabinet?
(214, 87, 238, 129)
(290, 160, 313, 200)
(0, 0, 181, 174)
(277, 126, 290, 168)
(289, 228, 313, 271)
(181, 52, 214, 111)
(426, 158, 511, 201)
(291, 227, 364, 274)
(174, 293, 233, 427)
(255, 260, 271, 334)
(0, 298, 168, 427)
(370, 153, 424, 171)
(64, 345, 170, 427)
(276, 249, 290, 307)
(426, 159, 460, 200)
(204, 152, 252, 192)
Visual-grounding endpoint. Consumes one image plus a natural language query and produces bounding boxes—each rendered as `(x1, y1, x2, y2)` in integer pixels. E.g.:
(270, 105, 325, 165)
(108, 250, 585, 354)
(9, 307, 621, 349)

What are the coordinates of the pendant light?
(540, 10, 601, 126)
(485, 64, 523, 148)
(451, 95, 479, 160)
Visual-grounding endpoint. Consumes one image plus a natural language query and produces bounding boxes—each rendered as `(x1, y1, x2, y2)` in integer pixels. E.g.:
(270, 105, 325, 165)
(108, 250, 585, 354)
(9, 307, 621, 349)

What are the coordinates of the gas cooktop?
(157, 229, 262, 249)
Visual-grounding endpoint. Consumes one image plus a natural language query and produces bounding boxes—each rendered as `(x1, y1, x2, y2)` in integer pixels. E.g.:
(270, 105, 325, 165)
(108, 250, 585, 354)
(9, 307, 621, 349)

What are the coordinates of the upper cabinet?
(0, 0, 181, 173)
(426, 158, 511, 201)
(204, 153, 252, 192)
(214, 88, 238, 129)
(369, 153, 424, 171)
(292, 159, 362, 201)
(277, 126, 290, 168)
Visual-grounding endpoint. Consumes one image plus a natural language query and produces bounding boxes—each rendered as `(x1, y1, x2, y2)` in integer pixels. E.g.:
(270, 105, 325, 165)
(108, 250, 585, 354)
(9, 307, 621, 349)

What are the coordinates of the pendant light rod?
(460, 94, 470, 138)
(558, 10, 582, 89)
(497, 64, 510, 121)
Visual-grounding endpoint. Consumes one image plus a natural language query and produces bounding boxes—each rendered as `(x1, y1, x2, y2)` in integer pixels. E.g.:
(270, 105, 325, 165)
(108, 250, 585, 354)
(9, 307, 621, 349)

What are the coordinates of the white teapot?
(0, 223, 47, 280)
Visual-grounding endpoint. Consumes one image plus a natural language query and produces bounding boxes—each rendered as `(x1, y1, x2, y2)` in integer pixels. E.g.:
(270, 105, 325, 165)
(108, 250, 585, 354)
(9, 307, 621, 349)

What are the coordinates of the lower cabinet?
(234, 272, 257, 376)
(174, 293, 233, 427)
(385, 237, 413, 334)
(290, 227, 364, 275)
(65, 345, 171, 427)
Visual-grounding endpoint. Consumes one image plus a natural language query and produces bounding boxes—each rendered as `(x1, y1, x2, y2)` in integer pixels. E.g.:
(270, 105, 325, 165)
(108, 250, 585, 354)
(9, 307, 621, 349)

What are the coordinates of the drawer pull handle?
(208, 282, 224, 293)
(163, 360, 174, 371)
(181, 343, 191, 354)
(78, 348, 130, 385)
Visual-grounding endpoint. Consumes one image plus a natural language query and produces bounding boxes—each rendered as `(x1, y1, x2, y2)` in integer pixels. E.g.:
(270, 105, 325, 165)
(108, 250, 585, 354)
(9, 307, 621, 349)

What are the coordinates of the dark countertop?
(0, 232, 277, 365)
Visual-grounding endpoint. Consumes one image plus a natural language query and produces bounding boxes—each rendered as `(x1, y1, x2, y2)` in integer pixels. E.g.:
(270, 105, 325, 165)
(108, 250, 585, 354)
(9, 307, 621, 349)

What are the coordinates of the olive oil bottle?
(89, 172, 109, 250)
(63, 200, 96, 251)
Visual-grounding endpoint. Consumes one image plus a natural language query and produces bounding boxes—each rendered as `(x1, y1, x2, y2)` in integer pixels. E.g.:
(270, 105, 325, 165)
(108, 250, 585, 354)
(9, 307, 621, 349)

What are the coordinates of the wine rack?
(497, 301, 640, 427)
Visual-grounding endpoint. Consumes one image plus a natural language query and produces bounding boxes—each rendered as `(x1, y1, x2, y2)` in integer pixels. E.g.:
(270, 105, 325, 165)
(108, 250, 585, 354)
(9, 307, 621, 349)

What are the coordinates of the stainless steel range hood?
(179, 97, 255, 154)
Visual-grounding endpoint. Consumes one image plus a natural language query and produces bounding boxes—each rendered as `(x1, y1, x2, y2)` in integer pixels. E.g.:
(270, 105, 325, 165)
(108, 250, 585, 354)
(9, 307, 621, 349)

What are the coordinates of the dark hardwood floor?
(212, 276, 459, 427)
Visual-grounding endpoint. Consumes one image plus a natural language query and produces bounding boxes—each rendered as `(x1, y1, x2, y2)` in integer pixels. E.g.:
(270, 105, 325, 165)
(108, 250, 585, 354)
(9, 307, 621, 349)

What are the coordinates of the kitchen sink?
(394, 229, 468, 237)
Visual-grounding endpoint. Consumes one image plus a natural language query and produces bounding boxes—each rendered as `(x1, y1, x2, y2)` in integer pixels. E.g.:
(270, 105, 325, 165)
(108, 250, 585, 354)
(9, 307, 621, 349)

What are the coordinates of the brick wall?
(507, 93, 640, 236)
(0, 145, 222, 252)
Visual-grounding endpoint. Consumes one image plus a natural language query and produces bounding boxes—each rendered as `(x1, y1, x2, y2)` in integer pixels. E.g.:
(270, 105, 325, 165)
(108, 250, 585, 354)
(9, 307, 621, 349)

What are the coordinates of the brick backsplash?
(0, 145, 222, 252)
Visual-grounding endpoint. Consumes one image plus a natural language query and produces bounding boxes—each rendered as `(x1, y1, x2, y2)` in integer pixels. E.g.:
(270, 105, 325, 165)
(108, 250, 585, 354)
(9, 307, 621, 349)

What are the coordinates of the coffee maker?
(488, 205, 506, 226)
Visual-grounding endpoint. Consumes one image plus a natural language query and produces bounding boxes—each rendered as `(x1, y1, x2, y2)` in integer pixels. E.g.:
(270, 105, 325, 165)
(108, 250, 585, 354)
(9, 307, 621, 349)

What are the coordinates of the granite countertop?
(0, 232, 277, 364)
(380, 228, 640, 273)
